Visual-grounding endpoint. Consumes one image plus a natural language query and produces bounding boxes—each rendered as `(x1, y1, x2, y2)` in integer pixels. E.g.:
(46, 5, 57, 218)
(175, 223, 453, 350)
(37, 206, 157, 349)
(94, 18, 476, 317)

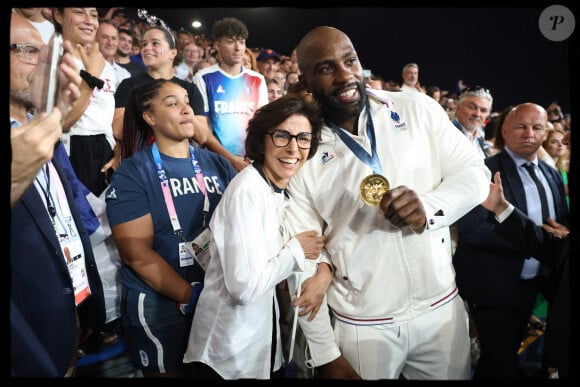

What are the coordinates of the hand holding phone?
(42, 32, 64, 113)
(30, 32, 63, 113)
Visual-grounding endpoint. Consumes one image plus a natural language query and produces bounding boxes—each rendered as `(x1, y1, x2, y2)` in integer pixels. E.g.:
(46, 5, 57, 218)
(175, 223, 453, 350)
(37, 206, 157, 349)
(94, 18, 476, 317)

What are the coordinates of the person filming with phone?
(10, 10, 107, 377)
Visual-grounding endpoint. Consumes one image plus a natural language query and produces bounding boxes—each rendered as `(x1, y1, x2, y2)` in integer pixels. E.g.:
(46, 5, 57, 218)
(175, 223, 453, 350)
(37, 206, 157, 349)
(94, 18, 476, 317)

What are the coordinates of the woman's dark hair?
(52, 8, 63, 33)
(147, 26, 177, 50)
(121, 79, 176, 161)
(426, 85, 440, 98)
(492, 105, 515, 151)
(245, 95, 323, 163)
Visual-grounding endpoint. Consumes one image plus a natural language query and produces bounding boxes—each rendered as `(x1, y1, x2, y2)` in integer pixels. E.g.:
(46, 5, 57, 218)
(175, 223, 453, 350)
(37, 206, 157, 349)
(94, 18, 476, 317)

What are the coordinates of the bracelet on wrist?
(80, 69, 104, 90)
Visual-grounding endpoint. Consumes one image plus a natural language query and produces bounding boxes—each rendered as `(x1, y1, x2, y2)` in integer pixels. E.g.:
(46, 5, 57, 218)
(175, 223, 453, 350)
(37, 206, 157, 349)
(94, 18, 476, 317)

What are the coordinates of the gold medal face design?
(360, 174, 390, 206)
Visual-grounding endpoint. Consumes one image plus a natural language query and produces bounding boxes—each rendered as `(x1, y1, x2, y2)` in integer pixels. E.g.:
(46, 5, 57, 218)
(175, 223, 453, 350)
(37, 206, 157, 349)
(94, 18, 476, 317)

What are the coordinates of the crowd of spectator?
(10, 6, 573, 381)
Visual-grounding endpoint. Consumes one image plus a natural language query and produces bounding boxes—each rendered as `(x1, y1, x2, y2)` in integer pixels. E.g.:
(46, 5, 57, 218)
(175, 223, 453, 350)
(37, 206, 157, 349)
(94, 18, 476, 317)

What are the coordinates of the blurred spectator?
(383, 79, 400, 91)
(279, 56, 293, 73)
(400, 62, 425, 92)
(547, 101, 564, 124)
(193, 58, 212, 75)
(175, 41, 203, 82)
(266, 77, 284, 103)
(13, 8, 54, 44)
(543, 127, 570, 208)
(97, 19, 131, 88)
(286, 71, 300, 90)
(426, 85, 441, 103)
(115, 28, 148, 76)
(286, 80, 313, 103)
(275, 69, 288, 92)
(40, 7, 53, 23)
(176, 27, 194, 52)
(367, 73, 384, 90)
(257, 48, 280, 81)
(129, 36, 145, 67)
(243, 47, 258, 71)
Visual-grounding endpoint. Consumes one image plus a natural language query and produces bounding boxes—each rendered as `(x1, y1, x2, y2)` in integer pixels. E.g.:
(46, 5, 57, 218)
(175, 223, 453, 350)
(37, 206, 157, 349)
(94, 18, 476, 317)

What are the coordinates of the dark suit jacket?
(453, 151, 569, 306)
(494, 207, 570, 378)
(10, 156, 105, 377)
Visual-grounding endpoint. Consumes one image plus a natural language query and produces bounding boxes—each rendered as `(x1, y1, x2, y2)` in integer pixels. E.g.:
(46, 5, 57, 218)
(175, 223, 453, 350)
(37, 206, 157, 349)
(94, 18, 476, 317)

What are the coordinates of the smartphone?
(40, 32, 64, 113)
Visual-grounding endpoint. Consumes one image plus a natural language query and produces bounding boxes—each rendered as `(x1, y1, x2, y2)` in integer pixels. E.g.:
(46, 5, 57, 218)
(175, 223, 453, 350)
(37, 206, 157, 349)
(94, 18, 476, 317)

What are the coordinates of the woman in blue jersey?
(182, 95, 331, 379)
(105, 79, 236, 377)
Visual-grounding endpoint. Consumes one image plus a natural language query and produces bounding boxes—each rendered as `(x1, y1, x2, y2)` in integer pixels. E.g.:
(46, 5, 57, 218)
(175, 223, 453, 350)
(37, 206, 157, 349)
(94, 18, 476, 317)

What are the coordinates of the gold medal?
(360, 174, 390, 206)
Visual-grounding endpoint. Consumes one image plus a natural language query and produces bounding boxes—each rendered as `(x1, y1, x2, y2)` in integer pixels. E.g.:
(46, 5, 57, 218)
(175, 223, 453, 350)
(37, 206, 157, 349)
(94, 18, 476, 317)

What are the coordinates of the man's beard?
(464, 121, 483, 133)
(314, 82, 366, 126)
(10, 90, 35, 112)
(116, 49, 130, 58)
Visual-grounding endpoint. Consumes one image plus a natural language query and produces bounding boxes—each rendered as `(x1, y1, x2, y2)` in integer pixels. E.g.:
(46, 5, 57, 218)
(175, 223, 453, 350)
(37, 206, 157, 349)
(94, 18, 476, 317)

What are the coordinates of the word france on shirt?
(167, 175, 227, 197)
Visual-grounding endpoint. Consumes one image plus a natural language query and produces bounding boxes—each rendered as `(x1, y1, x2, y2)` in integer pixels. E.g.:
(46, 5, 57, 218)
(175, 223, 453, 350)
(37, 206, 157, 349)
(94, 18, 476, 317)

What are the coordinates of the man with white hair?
(400, 62, 423, 92)
(453, 86, 494, 159)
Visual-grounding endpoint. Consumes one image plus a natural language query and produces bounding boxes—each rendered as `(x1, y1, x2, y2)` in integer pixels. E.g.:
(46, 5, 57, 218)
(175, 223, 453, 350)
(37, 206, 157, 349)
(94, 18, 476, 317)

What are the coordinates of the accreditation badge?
(359, 174, 390, 206)
(183, 228, 212, 272)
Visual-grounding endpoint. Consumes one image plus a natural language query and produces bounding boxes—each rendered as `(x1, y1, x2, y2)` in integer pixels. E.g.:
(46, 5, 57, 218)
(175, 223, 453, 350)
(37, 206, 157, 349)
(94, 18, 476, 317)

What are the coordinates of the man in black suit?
(453, 103, 569, 379)
(10, 11, 105, 377)
(481, 170, 571, 379)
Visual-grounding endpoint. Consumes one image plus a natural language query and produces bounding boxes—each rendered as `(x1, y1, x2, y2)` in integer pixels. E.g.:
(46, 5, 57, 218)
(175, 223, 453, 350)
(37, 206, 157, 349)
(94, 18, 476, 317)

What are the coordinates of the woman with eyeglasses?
(183, 95, 329, 379)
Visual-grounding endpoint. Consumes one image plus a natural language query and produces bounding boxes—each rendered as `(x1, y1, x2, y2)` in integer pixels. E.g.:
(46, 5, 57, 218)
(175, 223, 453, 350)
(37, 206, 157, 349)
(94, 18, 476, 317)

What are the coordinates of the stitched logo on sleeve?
(321, 151, 335, 165)
(391, 110, 407, 131)
(139, 349, 149, 367)
(390, 111, 400, 123)
(105, 188, 117, 200)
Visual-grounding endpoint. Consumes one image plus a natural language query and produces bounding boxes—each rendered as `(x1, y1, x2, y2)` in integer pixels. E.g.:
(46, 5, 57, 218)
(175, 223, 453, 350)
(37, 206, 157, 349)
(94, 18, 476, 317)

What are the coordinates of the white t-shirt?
(30, 19, 55, 44)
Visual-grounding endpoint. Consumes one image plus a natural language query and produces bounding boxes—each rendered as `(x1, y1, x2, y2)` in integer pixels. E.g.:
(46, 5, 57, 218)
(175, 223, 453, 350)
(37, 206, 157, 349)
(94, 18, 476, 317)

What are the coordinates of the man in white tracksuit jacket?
(286, 26, 491, 380)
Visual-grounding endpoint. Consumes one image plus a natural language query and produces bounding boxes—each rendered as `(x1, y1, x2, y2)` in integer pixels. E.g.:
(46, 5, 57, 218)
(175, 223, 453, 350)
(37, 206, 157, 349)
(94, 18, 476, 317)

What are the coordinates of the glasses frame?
(10, 43, 41, 65)
(266, 129, 313, 149)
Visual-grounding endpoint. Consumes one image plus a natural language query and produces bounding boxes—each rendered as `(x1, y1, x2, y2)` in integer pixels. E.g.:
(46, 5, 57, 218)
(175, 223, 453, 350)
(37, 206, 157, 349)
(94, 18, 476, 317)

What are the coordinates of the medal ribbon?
(327, 97, 382, 174)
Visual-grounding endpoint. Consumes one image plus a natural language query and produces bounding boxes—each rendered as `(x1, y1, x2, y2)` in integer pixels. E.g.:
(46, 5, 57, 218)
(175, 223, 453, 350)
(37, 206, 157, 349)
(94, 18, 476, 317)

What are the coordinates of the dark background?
(117, 5, 578, 114)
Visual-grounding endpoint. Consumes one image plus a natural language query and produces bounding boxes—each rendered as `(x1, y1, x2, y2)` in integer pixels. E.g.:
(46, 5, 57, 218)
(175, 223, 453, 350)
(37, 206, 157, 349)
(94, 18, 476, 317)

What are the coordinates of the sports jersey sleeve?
(257, 73, 269, 108)
(193, 70, 209, 114)
(105, 157, 151, 227)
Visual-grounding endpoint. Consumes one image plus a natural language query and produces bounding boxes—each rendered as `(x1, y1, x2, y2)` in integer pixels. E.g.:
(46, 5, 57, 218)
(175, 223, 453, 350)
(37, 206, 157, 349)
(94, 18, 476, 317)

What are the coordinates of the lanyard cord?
(151, 142, 210, 241)
(326, 97, 382, 175)
(35, 162, 57, 218)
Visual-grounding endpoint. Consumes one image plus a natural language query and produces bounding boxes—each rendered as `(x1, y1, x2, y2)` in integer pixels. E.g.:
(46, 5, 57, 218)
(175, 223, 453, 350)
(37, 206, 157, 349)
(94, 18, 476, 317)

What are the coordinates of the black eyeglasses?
(267, 129, 313, 149)
(462, 85, 491, 95)
(10, 43, 41, 64)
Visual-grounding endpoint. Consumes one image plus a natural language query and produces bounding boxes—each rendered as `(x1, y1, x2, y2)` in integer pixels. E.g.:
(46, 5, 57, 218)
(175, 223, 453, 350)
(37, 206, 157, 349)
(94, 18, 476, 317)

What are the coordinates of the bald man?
(454, 103, 569, 379)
